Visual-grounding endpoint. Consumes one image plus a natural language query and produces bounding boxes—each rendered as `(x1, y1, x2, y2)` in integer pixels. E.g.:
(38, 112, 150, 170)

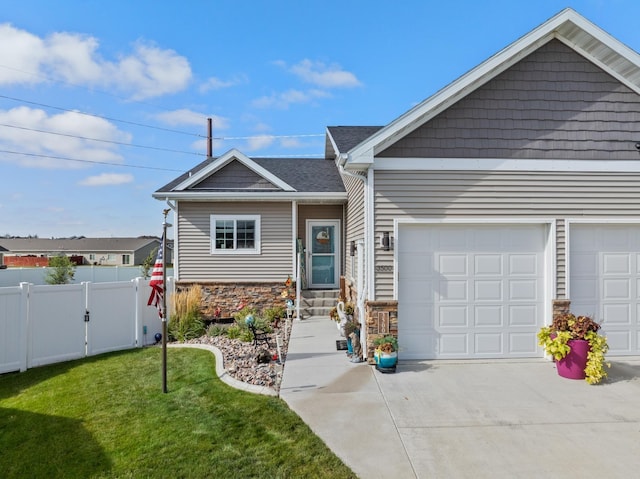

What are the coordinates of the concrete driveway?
(280, 317, 640, 479)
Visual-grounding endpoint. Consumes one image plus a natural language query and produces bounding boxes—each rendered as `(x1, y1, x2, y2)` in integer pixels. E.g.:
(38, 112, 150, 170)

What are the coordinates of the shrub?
(168, 286, 205, 342)
(206, 325, 227, 337)
(45, 255, 76, 285)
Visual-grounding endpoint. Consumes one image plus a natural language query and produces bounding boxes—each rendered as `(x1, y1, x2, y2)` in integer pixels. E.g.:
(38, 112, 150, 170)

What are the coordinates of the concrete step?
(298, 290, 340, 319)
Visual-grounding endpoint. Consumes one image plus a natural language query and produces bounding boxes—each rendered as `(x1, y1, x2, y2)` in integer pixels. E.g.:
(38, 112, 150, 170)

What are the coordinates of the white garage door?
(570, 224, 640, 356)
(398, 223, 547, 359)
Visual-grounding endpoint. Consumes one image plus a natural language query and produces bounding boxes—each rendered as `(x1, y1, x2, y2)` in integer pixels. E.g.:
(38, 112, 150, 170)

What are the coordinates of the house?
(0, 237, 165, 267)
(154, 8, 640, 361)
(153, 149, 347, 317)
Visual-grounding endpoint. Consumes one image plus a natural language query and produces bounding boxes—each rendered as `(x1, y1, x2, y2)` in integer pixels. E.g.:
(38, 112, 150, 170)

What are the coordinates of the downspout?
(338, 155, 369, 360)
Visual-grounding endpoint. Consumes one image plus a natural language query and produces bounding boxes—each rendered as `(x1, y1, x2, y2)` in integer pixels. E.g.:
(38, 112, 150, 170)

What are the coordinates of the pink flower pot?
(557, 339, 590, 380)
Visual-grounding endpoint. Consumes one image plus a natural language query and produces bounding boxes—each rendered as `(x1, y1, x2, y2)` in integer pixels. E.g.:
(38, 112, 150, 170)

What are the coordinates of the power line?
(0, 149, 185, 172)
(0, 123, 206, 157)
(217, 133, 324, 140)
(0, 94, 203, 137)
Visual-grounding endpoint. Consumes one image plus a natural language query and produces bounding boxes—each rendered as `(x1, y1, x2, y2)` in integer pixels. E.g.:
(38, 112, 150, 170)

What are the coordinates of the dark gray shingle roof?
(327, 126, 383, 153)
(0, 237, 159, 253)
(155, 157, 345, 193)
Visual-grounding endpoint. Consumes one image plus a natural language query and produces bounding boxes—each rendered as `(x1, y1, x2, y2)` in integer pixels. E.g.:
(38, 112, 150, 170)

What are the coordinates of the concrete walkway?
(280, 316, 640, 479)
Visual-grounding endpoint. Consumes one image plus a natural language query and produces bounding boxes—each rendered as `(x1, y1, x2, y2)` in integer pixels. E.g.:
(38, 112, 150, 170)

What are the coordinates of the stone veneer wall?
(365, 300, 398, 364)
(176, 282, 284, 319)
(552, 299, 571, 320)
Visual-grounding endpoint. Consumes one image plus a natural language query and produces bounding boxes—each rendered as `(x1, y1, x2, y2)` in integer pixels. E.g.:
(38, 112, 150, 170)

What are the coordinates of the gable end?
(189, 160, 280, 191)
(379, 40, 640, 160)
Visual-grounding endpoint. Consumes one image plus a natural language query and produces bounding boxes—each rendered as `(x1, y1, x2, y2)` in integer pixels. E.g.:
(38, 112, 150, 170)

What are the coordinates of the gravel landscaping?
(182, 321, 291, 393)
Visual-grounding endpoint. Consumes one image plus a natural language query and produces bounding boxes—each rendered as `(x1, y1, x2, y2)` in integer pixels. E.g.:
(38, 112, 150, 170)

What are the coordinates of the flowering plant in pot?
(537, 313, 610, 384)
(373, 334, 398, 369)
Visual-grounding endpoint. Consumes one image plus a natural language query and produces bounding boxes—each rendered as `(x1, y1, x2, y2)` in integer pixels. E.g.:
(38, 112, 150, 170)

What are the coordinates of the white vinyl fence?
(0, 266, 174, 287)
(0, 277, 174, 374)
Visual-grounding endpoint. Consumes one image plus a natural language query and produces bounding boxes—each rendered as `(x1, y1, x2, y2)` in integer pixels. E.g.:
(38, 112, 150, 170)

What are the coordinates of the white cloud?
(0, 106, 129, 169)
(279, 137, 302, 148)
(246, 135, 275, 151)
(111, 42, 191, 100)
(78, 172, 133, 186)
(199, 74, 247, 93)
(155, 109, 229, 130)
(284, 59, 361, 88)
(252, 88, 331, 109)
(0, 23, 192, 99)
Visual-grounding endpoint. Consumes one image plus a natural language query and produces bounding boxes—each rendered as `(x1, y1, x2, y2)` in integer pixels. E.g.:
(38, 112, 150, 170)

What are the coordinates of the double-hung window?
(211, 215, 260, 254)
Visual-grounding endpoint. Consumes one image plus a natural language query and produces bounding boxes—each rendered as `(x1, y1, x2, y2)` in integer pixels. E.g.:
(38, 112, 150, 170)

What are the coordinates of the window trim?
(210, 214, 261, 255)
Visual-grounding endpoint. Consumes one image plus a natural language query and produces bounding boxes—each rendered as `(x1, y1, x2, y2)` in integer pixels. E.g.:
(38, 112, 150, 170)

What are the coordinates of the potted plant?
(537, 313, 610, 384)
(373, 334, 398, 371)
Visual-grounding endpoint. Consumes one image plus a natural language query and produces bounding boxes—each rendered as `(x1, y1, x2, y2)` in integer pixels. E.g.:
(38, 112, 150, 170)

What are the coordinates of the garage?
(397, 223, 549, 359)
(569, 223, 640, 356)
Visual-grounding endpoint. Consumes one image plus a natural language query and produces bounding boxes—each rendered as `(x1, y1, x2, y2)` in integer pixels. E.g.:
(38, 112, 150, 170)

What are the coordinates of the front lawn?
(0, 347, 355, 478)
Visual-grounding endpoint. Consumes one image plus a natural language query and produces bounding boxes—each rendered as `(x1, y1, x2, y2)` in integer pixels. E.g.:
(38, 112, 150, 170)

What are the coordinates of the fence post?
(19, 282, 29, 372)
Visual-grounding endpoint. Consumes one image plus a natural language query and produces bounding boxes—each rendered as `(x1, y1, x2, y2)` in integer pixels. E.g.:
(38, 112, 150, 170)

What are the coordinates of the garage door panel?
(509, 332, 538, 355)
(475, 333, 502, 355)
(439, 306, 468, 327)
(440, 334, 468, 355)
(603, 304, 630, 324)
(475, 306, 503, 326)
(509, 305, 538, 326)
(475, 255, 502, 275)
(475, 280, 502, 301)
(509, 280, 538, 301)
(604, 330, 631, 352)
(603, 254, 631, 274)
(440, 280, 467, 300)
(603, 279, 630, 299)
(509, 254, 537, 275)
(399, 223, 546, 360)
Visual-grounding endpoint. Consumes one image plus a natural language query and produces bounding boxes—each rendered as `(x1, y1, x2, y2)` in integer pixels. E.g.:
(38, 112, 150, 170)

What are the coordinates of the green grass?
(0, 348, 356, 479)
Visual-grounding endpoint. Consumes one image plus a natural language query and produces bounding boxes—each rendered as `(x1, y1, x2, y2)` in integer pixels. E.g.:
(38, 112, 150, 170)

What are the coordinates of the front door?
(307, 220, 340, 289)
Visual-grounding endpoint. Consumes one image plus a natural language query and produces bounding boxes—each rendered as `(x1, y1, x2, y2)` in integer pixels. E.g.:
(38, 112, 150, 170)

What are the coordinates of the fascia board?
(347, 8, 640, 163)
(153, 192, 348, 201)
(325, 127, 341, 159)
(172, 148, 296, 192)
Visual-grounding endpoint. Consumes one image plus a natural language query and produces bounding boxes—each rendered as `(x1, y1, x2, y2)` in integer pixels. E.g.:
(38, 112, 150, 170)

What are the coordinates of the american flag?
(147, 239, 164, 317)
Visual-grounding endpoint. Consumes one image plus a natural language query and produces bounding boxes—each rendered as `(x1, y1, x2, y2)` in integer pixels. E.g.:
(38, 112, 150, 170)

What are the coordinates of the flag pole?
(161, 208, 171, 393)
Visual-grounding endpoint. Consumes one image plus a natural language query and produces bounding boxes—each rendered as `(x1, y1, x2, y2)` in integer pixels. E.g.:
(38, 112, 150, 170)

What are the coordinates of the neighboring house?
(0, 244, 6, 268)
(155, 8, 640, 361)
(0, 237, 166, 267)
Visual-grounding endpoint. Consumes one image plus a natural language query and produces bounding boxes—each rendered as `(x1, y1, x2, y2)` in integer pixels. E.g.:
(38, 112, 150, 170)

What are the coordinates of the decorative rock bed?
(182, 323, 291, 393)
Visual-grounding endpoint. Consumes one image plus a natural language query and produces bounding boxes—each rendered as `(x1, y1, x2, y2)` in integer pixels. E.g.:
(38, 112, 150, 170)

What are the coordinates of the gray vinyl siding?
(177, 201, 292, 282)
(556, 219, 566, 299)
(380, 40, 640, 160)
(374, 170, 640, 299)
(343, 174, 366, 281)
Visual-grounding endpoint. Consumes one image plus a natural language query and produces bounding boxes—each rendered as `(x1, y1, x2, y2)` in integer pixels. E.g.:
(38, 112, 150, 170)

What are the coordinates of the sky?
(2, 0, 640, 238)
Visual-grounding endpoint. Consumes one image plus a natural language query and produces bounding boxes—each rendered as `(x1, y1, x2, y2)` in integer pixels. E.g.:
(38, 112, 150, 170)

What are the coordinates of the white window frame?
(210, 214, 261, 255)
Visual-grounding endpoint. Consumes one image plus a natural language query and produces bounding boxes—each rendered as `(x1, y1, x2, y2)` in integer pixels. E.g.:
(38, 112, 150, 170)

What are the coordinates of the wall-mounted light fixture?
(381, 231, 391, 251)
(350, 240, 356, 257)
